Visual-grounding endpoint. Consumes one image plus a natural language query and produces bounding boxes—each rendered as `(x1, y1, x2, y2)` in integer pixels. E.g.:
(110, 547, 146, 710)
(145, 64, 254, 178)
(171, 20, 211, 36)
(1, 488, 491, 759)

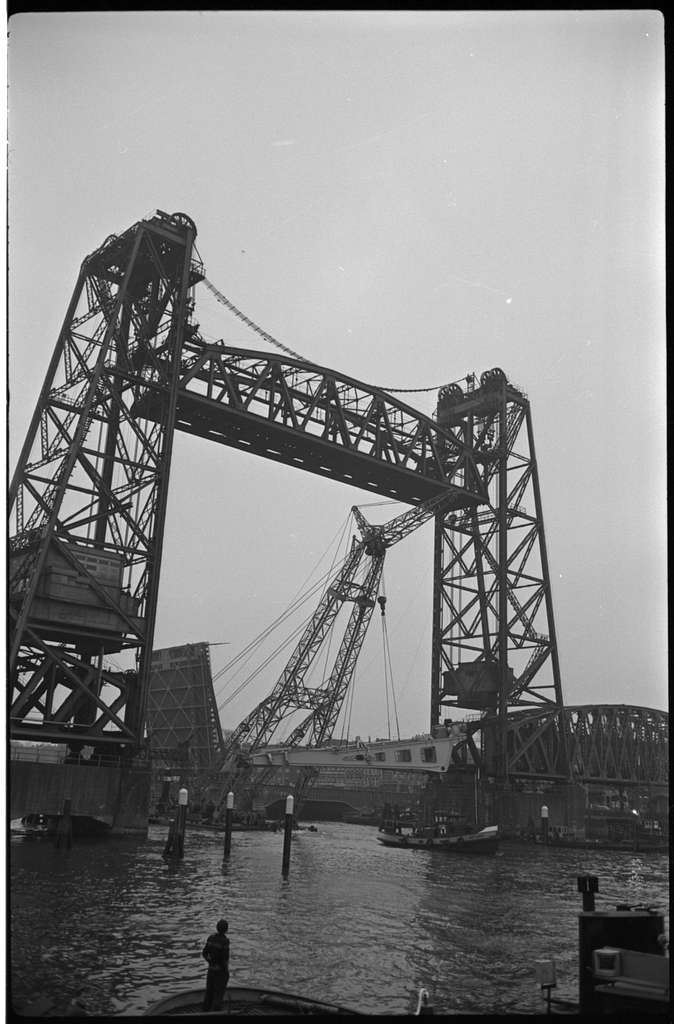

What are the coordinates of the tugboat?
(377, 806, 499, 855)
(377, 821, 499, 855)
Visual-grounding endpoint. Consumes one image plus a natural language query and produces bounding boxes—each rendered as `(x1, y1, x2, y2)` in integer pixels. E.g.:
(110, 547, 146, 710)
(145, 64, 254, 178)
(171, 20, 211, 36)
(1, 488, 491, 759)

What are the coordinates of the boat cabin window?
(420, 746, 437, 763)
(374, 752, 386, 761)
(394, 749, 412, 762)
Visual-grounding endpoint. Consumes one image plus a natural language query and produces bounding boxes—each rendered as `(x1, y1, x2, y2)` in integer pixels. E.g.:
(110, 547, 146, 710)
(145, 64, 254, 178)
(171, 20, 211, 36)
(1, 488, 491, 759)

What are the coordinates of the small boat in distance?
(10, 814, 50, 838)
(377, 823, 499, 855)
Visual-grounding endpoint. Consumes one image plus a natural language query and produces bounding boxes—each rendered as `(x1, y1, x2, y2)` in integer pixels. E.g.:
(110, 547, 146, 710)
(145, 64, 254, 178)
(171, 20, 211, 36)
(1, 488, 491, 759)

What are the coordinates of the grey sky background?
(7, 11, 666, 740)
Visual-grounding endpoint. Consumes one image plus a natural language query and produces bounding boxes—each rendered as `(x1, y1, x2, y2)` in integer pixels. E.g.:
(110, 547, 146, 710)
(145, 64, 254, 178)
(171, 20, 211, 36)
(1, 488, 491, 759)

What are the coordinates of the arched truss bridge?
(457, 703, 668, 787)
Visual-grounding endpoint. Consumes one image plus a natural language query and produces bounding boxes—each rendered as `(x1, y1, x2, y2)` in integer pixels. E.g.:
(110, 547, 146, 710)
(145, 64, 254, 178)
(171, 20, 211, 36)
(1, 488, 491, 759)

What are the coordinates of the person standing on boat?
(202, 918, 230, 1010)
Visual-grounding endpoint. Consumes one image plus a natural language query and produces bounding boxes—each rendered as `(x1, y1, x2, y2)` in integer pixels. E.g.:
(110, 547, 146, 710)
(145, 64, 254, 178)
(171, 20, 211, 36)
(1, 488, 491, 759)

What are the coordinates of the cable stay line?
(217, 609, 316, 711)
(212, 566, 343, 705)
(201, 276, 309, 362)
(212, 511, 356, 696)
(378, 575, 401, 741)
(286, 509, 356, 609)
(306, 511, 357, 699)
(385, 623, 402, 744)
(374, 384, 443, 393)
(213, 536, 350, 685)
(213, 509, 360, 716)
(200, 276, 462, 395)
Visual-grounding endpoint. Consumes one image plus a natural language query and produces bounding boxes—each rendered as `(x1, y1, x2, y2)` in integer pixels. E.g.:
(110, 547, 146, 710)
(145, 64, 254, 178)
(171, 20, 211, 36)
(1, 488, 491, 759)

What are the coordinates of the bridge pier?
(11, 757, 151, 837)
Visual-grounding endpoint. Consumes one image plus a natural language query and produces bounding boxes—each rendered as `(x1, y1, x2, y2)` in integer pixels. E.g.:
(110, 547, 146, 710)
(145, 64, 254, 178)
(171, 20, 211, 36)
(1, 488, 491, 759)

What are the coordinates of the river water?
(9, 822, 669, 1017)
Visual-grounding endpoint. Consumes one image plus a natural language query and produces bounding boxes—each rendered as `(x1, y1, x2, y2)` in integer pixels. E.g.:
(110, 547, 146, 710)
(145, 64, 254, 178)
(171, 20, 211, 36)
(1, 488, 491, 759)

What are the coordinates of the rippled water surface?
(10, 823, 669, 1016)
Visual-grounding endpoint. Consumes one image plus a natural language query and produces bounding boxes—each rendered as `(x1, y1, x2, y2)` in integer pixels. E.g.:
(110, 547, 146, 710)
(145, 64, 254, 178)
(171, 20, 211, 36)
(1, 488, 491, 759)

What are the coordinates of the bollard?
(175, 787, 188, 857)
(632, 808, 640, 851)
(164, 787, 188, 858)
(55, 797, 73, 849)
(577, 873, 598, 912)
(534, 959, 556, 1015)
(223, 791, 234, 859)
(163, 819, 176, 858)
(541, 804, 549, 845)
(281, 794, 294, 878)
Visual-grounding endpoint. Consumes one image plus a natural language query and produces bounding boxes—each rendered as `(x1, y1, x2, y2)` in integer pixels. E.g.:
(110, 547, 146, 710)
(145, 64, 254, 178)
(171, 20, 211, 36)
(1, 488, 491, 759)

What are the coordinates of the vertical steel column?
(134, 219, 197, 743)
(8, 212, 203, 749)
(8, 236, 142, 668)
(496, 388, 509, 782)
(430, 512, 444, 730)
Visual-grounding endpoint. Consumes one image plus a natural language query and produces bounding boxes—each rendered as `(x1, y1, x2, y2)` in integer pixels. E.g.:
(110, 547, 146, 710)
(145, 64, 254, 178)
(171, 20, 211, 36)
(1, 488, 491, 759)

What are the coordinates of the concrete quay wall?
(495, 783, 589, 833)
(10, 759, 151, 836)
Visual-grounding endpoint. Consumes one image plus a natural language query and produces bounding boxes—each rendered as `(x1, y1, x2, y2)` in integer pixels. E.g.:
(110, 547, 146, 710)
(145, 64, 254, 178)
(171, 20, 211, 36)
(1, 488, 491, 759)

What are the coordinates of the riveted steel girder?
(135, 340, 487, 508)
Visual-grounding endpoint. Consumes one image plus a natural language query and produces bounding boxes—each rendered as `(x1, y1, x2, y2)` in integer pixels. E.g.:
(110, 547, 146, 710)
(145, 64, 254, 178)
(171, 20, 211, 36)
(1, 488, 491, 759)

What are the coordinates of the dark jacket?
(202, 932, 230, 971)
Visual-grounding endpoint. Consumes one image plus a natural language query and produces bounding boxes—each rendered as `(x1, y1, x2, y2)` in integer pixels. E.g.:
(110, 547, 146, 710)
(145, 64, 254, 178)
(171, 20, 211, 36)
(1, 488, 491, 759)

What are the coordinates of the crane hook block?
(378, 596, 387, 615)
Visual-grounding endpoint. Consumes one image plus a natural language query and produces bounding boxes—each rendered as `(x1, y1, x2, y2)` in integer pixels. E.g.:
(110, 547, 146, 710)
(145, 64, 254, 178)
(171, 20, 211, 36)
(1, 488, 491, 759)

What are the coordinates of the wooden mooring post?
(55, 797, 73, 849)
(223, 791, 234, 859)
(163, 787, 188, 859)
(281, 794, 294, 878)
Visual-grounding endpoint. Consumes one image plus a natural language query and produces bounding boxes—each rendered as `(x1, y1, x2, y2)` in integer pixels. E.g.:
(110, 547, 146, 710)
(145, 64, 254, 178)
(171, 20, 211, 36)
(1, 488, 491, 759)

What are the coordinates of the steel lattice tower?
(8, 211, 203, 752)
(430, 369, 566, 782)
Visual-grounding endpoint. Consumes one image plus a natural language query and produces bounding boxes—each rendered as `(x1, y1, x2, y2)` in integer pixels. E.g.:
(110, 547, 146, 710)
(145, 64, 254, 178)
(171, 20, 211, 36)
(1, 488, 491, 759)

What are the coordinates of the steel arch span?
(459, 704, 668, 786)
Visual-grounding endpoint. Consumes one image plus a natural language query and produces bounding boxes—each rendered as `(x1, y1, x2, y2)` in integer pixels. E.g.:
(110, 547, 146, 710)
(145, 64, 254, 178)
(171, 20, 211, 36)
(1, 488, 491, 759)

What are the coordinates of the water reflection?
(10, 824, 669, 1017)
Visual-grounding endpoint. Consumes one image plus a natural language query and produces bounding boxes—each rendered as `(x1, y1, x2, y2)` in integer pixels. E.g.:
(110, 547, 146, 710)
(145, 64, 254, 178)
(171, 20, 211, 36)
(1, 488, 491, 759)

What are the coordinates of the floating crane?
(248, 728, 475, 774)
(215, 488, 462, 815)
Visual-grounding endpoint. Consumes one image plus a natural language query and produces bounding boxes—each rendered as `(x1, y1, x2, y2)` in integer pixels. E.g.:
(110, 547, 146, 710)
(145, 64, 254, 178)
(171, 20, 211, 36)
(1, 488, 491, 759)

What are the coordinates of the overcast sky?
(7, 11, 666, 741)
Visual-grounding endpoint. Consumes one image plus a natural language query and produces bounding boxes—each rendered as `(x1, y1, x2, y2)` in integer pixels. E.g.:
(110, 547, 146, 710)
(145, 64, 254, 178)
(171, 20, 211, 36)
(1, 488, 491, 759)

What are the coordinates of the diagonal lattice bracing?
(430, 370, 564, 781)
(10, 213, 664, 802)
(488, 705, 669, 786)
(141, 341, 487, 508)
(8, 211, 202, 749)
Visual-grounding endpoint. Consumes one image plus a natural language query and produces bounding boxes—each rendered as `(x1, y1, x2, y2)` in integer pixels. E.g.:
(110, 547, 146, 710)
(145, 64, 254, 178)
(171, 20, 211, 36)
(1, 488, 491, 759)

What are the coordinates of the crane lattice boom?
(216, 490, 460, 810)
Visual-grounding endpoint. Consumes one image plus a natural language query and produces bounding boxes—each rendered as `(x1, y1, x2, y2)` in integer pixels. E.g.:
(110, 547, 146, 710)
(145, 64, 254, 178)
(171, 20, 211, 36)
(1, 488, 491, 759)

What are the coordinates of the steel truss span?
(139, 341, 486, 508)
(460, 704, 668, 786)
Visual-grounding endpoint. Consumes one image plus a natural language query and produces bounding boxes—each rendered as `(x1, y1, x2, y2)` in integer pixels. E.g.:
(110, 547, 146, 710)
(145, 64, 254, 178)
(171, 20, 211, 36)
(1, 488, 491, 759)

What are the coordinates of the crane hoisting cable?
(214, 487, 461, 816)
(378, 590, 401, 741)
